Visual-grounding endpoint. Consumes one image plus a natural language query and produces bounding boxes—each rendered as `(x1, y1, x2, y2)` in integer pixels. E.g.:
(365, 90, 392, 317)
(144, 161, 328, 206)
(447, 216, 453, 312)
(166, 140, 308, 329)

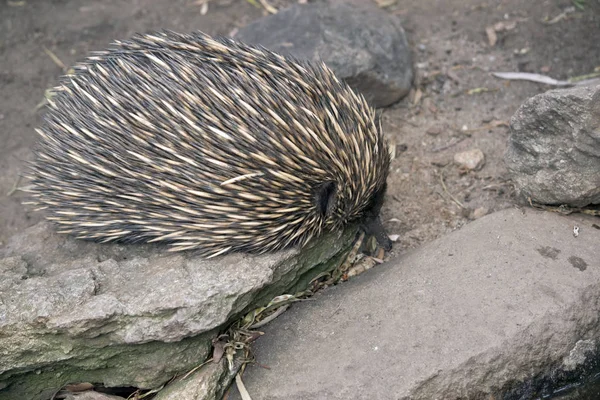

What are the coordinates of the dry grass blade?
(439, 174, 465, 209)
(491, 71, 572, 86)
(235, 373, 253, 400)
(430, 136, 466, 153)
(467, 87, 498, 95)
(258, 0, 277, 13)
(43, 46, 67, 71)
(180, 358, 214, 381)
(463, 120, 508, 133)
(134, 385, 166, 399)
(491, 71, 599, 88)
(542, 6, 576, 24)
(248, 304, 290, 329)
(569, 71, 600, 82)
(6, 176, 21, 196)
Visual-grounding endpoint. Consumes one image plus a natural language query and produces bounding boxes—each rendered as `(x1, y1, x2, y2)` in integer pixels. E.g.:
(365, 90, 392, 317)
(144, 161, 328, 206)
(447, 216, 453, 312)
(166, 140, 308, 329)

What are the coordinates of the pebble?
(426, 126, 442, 136)
(454, 148, 485, 171)
(472, 207, 489, 219)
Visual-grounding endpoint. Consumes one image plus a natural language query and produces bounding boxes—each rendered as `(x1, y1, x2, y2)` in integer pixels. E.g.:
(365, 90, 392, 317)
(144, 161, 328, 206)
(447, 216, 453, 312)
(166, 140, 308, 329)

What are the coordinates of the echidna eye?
(315, 181, 337, 218)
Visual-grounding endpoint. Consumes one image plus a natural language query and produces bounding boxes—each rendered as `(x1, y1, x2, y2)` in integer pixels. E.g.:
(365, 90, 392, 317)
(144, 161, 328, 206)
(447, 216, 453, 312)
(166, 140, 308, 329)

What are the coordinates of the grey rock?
(505, 84, 600, 207)
(236, 1, 413, 108)
(228, 208, 600, 400)
(0, 222, 356, 400)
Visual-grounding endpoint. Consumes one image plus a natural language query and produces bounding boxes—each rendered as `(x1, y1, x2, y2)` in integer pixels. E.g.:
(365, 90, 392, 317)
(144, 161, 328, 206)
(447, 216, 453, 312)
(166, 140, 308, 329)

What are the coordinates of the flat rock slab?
(236, 1, 413, 108)
(229, 208, 600, 400)
(0, 222, 355, 400)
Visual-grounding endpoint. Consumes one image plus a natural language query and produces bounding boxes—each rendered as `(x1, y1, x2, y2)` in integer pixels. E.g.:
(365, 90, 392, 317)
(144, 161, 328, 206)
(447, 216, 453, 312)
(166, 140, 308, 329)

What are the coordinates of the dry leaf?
(212, 339, 226, 362)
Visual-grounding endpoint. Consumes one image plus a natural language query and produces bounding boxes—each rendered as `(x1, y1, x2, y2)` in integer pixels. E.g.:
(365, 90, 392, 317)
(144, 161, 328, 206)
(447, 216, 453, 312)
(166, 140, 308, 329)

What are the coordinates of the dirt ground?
(1, 0, 599, 257)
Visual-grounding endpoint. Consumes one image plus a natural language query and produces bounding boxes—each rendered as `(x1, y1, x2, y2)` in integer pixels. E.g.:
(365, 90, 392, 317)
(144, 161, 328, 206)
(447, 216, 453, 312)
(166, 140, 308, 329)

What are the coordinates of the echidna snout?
(359, 183, 392, 251)
(25, 30, 393, 258)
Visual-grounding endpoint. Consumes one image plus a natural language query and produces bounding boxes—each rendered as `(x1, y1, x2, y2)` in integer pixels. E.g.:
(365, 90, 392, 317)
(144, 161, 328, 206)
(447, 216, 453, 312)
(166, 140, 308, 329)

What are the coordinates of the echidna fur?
(25, 30, 392, 258)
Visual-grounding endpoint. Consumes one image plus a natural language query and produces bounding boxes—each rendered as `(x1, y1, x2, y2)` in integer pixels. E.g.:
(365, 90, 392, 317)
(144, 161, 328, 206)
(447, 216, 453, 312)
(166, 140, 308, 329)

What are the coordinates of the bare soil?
(1, 0, 599, 258)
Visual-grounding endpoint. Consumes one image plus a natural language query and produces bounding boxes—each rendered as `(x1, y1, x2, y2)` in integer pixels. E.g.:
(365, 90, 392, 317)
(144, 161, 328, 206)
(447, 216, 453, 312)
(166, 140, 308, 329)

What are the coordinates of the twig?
(439, 174, 465, 209)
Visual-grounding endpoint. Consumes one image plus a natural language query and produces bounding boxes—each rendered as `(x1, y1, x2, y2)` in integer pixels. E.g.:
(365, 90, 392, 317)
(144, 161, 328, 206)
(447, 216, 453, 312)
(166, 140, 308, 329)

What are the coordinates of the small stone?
(454, 149, 485, 171)
(426, 126, 442, 136)
(472, 207, 488, 219)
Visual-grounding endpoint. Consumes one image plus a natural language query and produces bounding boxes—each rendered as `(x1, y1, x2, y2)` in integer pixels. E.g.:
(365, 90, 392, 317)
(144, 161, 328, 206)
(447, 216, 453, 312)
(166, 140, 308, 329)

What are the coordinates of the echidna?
(26, 30, 392, 258)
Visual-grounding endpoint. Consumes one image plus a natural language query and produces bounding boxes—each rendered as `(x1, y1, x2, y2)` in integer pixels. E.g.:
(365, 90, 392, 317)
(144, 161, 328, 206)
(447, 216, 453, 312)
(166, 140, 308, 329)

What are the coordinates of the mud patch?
(537, 246, 561, 260)
(568, 256, 588, 272)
